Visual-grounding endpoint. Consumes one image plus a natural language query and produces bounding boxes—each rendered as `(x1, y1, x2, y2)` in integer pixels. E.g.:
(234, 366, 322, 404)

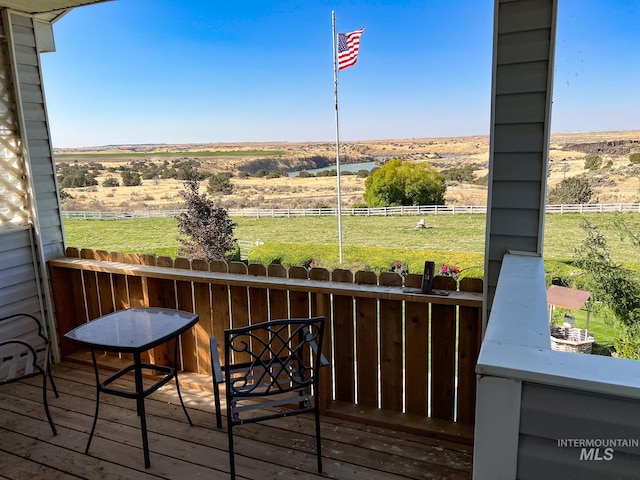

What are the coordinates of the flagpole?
(332, 10, 344, 264)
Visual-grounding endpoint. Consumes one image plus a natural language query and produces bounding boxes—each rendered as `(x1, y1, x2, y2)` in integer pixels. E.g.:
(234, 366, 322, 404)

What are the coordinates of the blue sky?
(40, 0, 639, 148)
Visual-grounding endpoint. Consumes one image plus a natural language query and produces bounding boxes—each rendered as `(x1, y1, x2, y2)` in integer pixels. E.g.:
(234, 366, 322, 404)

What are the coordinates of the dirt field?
(56, 130, 640, 211)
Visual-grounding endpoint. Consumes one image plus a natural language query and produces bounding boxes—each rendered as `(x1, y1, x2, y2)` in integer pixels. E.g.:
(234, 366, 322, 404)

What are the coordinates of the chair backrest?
(0, 313, 50, 384)
(223, 316, 325, 399)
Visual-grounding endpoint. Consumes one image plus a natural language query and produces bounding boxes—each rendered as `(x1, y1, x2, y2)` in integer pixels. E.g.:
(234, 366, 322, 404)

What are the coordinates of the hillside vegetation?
(56, 131, 640, 211)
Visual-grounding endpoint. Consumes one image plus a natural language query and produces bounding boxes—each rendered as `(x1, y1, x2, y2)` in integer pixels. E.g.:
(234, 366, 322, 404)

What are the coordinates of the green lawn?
(63, 212, 640, 269)
(63, 212, 640, 352)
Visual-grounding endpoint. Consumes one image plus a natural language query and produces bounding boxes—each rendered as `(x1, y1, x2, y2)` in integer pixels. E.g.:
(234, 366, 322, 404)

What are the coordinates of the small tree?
(547, 176, 593, 204)
(102, 176, 120, 187)
(363, 159, 445, 207)
(121, 171, 142, 186)
(629, 152, 640, 165)
(177, 172, 236, 261)
(583, 155, 603, 171)
(574, 220, 640, 358)
(207, 172, 234, 195)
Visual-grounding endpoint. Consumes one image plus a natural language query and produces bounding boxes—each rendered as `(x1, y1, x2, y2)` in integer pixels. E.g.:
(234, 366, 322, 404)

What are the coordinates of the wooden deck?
(0, 361, 473, 479)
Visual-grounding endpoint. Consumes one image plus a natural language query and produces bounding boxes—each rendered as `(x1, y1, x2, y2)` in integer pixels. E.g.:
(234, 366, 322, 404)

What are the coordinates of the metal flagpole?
(332, 10, 344, 264)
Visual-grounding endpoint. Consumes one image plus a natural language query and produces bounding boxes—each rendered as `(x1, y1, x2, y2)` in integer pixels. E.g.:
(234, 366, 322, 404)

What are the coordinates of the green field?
(63, 212, 640, 352)
(63, 212, 640, 269)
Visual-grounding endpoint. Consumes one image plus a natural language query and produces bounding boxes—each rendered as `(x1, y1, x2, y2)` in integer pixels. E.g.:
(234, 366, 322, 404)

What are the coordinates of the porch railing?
(48, 248, 483, 444)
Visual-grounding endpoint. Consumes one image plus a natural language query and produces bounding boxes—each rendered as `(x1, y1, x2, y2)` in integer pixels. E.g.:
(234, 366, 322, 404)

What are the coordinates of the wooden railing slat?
(332, 269, 355, 404)
(228, 261, 249, 364)
(457, 277, 483, 425)
(430, 276, 457, 421)
(379, 272, 403, 412)
(248, 263, 270, 350)
(192, 259, 213, 374)
(210, 260, 231, 369)
(404, 272, 429, 417)
(310, 267, 332, 409)
(288, 266, 310, 319)
(267, 264, 288, 321)
(355, 271, 378, 408)
(174, 257, 198, 372)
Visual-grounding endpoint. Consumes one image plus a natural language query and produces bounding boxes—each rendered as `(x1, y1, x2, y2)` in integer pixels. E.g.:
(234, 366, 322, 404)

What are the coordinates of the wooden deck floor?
(0, 361, 473, 479)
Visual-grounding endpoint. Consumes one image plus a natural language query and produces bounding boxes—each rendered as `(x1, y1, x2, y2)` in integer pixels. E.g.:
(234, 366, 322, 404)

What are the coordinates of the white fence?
(60, 203, 640, 220)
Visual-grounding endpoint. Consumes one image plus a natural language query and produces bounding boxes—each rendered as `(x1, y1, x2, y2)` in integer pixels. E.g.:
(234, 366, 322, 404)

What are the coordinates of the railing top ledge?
(48, 256, 483, 307)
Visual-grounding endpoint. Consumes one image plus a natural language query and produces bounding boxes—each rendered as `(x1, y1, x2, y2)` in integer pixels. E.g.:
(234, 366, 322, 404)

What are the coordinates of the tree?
(574, 220, 640, 358)
(207, 173, 234, 195)
(583, 155, 603, 171)
(363, 159, 446, 207)
(547, 176, 593, 204)
(177, 172, 236, 261)
(121, 171, 142, 186)
(102, 176, 120, 187)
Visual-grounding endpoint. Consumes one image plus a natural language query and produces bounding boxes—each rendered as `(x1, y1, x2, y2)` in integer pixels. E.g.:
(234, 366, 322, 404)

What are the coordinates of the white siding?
(484, 0, 556, 322)
(9, 12, 65, 259)
(0, 11, 64, 358)
(518, 383, 640, 480)
(0, 226, 41, 317)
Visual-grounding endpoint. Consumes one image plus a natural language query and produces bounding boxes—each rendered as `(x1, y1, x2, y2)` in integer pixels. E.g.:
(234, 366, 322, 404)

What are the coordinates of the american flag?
(338, 27, 365, 70)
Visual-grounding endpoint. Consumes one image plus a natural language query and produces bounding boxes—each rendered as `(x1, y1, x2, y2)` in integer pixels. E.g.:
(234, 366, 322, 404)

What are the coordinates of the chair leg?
(41, 371, 57, 436)
(227, 419, 236, 480)
(314, 405, 322, 473)
(47, 366, 59, 398)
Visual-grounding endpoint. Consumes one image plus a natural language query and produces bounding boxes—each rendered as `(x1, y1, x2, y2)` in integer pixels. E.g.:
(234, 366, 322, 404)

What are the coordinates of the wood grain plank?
(430, 276, 457, 421)
(379, 272, 403, 412)
(174, 258, 198, 373)
(355, 270, 378, 408)
(404, 272, 429, 417)
(331, 269, 355, 404)
(456, 277, 483, 425)
(192, 259, 213, 374)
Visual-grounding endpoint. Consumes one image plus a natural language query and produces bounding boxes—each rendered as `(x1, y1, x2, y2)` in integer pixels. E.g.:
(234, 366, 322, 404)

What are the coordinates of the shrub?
(441, 164, 478, 183)
(297, 171, 314, 178)
(629, 152, 640, 165)
(207, 172, 234, 195)
(583, 155, 603, 171)
(102, 176, 120, 187)
(547, 176, 593, 204)
(121, 171, 142, 186)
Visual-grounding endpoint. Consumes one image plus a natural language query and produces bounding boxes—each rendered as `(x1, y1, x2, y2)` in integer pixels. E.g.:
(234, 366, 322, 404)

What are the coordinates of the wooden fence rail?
(48, 248, 483, 443)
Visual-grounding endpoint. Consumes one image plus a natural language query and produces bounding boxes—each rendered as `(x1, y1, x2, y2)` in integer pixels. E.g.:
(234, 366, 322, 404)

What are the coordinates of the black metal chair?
(0, 313, 59, 435)
(210, 316, 327, 479)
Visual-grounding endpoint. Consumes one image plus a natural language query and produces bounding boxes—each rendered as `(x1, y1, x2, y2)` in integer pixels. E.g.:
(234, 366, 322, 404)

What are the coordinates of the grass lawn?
(63, 212, 640, 353)
(63, 212, 640, 270)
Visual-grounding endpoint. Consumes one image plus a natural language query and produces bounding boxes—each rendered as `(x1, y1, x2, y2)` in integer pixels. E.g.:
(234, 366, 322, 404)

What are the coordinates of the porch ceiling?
(0, 0, 111, 22)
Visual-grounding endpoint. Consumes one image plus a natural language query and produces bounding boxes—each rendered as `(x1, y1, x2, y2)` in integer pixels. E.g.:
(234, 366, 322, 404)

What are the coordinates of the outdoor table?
(64, 307, 198, 468)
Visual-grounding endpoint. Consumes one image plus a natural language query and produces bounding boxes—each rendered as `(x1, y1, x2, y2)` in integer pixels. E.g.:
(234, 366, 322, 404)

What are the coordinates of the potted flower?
(439, 264, 461, 281)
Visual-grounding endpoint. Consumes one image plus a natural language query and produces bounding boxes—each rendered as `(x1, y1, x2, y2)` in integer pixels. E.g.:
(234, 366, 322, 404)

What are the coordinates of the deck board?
(0, 361, 472, 479)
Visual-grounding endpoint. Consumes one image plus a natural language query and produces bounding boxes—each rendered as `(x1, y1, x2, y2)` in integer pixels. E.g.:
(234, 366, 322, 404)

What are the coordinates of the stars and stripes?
(337, 27, 365, 70)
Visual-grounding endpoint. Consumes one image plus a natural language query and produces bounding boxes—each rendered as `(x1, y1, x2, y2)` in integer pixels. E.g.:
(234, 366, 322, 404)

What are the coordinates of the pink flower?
(440, 264, 460, 280)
